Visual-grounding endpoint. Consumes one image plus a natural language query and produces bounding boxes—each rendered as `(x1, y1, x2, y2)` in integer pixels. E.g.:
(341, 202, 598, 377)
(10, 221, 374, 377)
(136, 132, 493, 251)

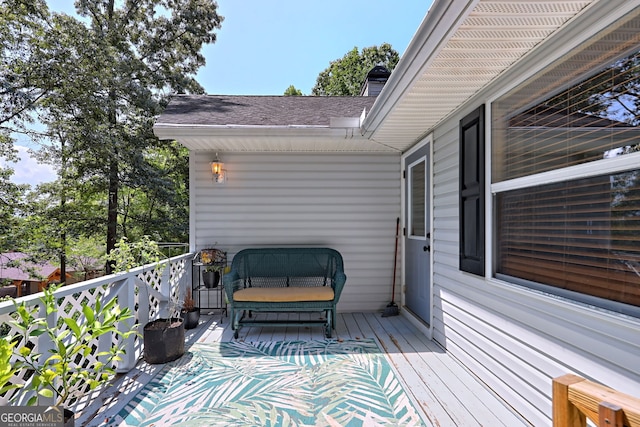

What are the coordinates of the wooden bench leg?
(332, 305, 337, 331)
(230, 307, 241, 339)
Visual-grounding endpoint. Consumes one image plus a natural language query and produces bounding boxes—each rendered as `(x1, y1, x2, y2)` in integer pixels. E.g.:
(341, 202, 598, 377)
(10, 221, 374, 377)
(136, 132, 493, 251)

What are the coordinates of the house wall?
(430, 106, 640, 426)
(190, 152, 402, 312)
(425, 7, 640, 425)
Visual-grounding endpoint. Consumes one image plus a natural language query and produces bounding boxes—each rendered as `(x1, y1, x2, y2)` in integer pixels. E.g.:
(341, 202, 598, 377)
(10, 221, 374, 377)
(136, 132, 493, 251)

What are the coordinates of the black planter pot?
(202, 270, 220, 288)
(143, 318, 185, 364)
(64, 409, 75, 427)
(182, 308, 200, 329)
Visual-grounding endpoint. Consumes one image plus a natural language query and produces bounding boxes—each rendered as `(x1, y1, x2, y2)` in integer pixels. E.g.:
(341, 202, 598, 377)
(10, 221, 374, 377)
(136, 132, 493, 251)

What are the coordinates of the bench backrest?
(230, 248, 344, 288)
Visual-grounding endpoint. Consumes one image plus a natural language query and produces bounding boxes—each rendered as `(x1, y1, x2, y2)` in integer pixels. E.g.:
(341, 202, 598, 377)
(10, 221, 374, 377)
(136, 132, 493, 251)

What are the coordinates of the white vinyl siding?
(424, 7, 640, 422)
(190, 152, 401, 313)
(430, 105, 640, 426)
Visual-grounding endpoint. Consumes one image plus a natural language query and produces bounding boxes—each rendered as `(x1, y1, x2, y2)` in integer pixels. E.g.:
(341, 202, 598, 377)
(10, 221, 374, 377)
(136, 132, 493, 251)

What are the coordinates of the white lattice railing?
(0, 252, 193, 409)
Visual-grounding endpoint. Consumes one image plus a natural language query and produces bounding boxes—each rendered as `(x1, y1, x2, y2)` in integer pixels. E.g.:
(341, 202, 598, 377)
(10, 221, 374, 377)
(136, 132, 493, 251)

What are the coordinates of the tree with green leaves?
(16, 177, 108, 280)
(0, 0, 51, 251)
(117, 141, 190, 243)
(18, 1, 222, 273)
(284, 85, 303, 96)
(311, 43, 399, 96)
(0, 0, 52, 131)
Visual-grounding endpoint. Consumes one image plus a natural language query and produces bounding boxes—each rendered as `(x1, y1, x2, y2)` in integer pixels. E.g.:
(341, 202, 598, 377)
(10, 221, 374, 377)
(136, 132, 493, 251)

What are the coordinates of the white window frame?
(485, 3, 640, 318)
(407, 156, 427, 241)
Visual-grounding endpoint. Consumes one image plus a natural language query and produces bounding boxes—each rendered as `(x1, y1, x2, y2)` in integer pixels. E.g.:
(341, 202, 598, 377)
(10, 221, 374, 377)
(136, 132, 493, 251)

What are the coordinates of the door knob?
(423, 246, 430, 252)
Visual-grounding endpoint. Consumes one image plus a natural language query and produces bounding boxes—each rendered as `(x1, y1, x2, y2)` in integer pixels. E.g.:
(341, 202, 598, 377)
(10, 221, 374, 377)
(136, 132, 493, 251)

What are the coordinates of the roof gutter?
(154, 123, 329, 130)
(360, 0, 479, 138)
(153, 122, 366, 140)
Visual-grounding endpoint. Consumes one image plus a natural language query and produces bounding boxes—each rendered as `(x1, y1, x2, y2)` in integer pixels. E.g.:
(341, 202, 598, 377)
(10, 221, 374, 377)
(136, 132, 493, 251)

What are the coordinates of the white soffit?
(154, 125, 397, 152)
(368, 0, 594, 151)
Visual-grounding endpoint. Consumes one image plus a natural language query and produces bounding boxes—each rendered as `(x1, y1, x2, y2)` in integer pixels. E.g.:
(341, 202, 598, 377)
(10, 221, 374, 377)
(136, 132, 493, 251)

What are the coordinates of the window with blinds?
(491, 10, 640, 314)
(496, 172, 640, 308)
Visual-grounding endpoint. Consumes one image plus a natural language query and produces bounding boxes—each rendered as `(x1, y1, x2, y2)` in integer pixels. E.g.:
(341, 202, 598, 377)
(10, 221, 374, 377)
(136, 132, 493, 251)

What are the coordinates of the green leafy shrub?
(106, 236, 165, 273)
(10, 284, 137, 406)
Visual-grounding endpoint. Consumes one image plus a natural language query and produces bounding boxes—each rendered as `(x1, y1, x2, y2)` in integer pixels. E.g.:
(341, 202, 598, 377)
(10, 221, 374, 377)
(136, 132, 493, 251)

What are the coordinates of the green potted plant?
(106, 236, 185, 364)
(142, 297, 184, 364)
(200, 248, 226, 288)
(9, 284, 136, 426)
(181, 289, 200, 329)
(202, 264, 223, 288)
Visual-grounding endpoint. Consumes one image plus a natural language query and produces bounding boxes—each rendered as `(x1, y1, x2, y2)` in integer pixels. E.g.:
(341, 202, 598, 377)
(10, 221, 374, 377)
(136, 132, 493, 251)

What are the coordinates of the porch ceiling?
(362, 0, 595, 152)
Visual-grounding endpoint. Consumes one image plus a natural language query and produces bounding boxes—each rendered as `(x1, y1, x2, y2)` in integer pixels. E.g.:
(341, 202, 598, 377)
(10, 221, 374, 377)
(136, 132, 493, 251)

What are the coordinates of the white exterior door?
(404, 144, 431, 324)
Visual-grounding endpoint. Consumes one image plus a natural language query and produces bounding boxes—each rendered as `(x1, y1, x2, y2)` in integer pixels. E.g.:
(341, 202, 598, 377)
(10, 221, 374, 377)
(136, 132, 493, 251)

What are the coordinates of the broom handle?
(392, 217, 399, 300)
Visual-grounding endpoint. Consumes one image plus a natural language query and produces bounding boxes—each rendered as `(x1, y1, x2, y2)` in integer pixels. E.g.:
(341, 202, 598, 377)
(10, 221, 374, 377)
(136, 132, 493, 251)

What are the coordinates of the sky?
(195, 1, 431, 95)
(9, 0, 433, 186)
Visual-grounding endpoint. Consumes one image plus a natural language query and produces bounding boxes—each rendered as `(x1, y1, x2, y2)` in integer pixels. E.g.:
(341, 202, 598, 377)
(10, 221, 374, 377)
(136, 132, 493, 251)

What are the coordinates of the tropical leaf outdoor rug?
(106, 339, 426, 426)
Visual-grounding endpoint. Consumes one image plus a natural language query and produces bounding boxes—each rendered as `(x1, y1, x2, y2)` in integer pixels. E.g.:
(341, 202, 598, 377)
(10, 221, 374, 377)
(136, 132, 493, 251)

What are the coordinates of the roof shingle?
(157, 95, 377, 127)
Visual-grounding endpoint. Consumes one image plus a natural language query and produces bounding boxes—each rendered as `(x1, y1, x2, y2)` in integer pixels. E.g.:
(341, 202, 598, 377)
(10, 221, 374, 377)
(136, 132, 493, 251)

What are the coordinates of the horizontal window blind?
(494, 51, 640, 182)
(491, 15, 640, 312)
(496, 172, 640, 308)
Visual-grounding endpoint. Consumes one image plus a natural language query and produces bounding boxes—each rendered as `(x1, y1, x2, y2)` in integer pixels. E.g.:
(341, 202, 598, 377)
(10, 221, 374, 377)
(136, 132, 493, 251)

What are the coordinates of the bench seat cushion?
(233, 286, 334, 303)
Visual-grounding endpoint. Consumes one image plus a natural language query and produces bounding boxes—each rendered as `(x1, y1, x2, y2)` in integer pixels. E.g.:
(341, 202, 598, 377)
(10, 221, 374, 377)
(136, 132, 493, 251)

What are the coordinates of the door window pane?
(410, 161, 425, 237)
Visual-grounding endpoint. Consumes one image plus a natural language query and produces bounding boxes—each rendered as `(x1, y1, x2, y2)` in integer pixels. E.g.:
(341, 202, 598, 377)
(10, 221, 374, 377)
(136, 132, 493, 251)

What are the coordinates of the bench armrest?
(222, 270, 238, 285)
(223, 271, 241, 302)
(332, 271, 346, 302)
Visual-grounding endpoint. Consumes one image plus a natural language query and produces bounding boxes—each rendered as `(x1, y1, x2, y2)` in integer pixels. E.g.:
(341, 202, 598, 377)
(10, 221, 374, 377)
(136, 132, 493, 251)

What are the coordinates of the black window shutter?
(459, 105, 485, 276)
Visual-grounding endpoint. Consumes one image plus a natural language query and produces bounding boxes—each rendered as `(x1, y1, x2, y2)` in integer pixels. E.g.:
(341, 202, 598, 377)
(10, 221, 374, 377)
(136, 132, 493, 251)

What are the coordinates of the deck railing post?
(157, 261, 172, 318)
(137, 273, 150, 326)
(599, 402, 624, 427)
(37, 302, 56, 406)
(114, 276, 137, 373)
(184, 256, 193, 302)
(552, 374, 640, 427)
(174, 258, 188, 314)
(553, 374, 587, 427)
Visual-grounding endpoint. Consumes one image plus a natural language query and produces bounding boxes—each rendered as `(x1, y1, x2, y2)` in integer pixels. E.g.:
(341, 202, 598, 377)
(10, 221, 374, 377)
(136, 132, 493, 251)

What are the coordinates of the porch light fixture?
(211, 154, 226, 183)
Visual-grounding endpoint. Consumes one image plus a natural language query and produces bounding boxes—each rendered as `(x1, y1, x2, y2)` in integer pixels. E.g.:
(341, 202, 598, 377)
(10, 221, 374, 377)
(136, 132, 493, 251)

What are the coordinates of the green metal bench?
(223, 248, 346, 339)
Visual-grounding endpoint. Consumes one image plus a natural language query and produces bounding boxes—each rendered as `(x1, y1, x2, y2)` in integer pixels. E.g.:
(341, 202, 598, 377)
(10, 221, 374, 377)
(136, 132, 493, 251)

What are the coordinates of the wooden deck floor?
(80, 311, 531, 426)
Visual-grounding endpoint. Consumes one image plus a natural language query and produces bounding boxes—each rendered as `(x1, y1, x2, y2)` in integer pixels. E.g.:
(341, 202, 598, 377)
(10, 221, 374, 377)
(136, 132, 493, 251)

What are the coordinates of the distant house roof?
(0, 252, 60, 281)
(158, 95, 377, 127)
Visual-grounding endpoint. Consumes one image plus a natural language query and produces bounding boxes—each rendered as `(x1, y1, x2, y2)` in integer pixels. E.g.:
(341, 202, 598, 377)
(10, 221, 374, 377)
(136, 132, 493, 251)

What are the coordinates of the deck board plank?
(341, 312, 364, 340)
(379, 313, 505, 426)
(393, 314, 527, 426)
(379, 313, 527, 427)
(363, 312, 469, 426)
(77, 312, 531, 427)
(333, 310, 350, 339)
(352, 312, 456, 426)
